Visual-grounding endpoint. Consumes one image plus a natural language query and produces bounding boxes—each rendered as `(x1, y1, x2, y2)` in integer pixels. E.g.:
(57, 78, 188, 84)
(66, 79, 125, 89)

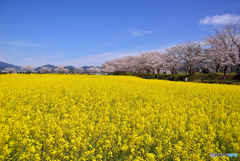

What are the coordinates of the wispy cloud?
(21, 53, 65, 67)
(0, 40, 42, 47)
(169, 20, 180, 24)
(84, 42, 116, 52)
(70, 53, 116, 66)
(231, 3, 240, 7)
(66, 52, 140, 67)
(22, 57, 35, 62)
(0, 50, 25, 63)
(40, 54, 65, 61)
(0, 53, 5, 60)
(8, 49, 25, 55)
(131, 29, 154, 36)
(69, 48, 169, 66)
(82, 41, 192, 65)
(199, 14, 240, 25)
(22, 53, 65, 62)
(5, 39, 199, 67)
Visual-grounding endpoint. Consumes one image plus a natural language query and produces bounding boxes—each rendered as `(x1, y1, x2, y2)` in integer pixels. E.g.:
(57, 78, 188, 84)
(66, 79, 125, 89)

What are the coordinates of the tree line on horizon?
(2, 66, 101, 74)
(101, 22, 240, 81)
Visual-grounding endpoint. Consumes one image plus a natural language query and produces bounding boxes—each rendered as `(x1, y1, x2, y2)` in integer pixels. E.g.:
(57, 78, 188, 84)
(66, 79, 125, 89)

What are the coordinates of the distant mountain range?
(0, 61, 21, 70)
(65, 66, 75, 71)
(0, 61, 100, 71)
(34, 64, 57, 71)
(82, 66, 100, 71)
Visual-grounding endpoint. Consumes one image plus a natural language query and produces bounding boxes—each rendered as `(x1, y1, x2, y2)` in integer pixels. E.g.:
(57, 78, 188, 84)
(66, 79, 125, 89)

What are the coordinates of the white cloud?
(199, 14, 240, 25)
(131, 29, 154, 36)
(0, 40, 42, 47)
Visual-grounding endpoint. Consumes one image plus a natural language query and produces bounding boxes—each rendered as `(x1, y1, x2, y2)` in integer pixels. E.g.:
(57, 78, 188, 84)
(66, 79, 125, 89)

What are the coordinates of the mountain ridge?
(0, 61, 21, 70)
(0, 61, 100, 71)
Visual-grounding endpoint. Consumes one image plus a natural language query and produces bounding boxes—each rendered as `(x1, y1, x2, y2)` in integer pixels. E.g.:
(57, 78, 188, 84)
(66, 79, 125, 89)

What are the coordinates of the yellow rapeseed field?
(0, 74, 239, 161)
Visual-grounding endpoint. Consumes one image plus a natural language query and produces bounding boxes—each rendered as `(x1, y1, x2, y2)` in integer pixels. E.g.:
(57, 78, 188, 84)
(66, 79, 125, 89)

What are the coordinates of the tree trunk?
(172, 70, 174, 75)
(238, 71, 240, 81)
(238, 49, 240, 75)
(216, 64, 220, 73)
(157, 69, 160, 74)
(230, 66, 233, 73)
(189, 67, 192, 74)
(222, 66, 228, 82)
(147, 69, 150, 74)
(236, 67, 240, 81)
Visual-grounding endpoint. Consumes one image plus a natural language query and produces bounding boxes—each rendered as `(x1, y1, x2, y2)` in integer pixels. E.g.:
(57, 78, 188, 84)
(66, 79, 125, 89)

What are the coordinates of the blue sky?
(0, 0, 240, 67)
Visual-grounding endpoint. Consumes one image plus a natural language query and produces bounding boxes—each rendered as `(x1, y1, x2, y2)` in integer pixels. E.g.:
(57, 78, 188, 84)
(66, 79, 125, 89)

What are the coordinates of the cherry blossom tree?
(101, 60, 116, 73)
(165, 47, 181, 74)
(40, 67, 52, 73)
(54, 66, 69, 74)
(153, 53, 167, 74)
(120, 56, 137, 73)
(138, 52, 155, 74)
(128, 56, 141, 74)
(202, 22, 239, 81)
(88, 66, 101, 74)
(21, 65, 35, 73)
(203, 35, 225, 73)
(74, 67, 84, 74)
(217, 22, 240, 80)
(145, 51, 166, 74)
(4, 68, 16, 73)
(101, 52, 166, 74)
(171, 42, 203, 74)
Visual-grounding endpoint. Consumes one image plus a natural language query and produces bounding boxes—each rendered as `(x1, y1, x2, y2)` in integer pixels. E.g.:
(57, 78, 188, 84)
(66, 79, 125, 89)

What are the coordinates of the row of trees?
(101, 22, 240, 81)
(3, 66, 101, 74)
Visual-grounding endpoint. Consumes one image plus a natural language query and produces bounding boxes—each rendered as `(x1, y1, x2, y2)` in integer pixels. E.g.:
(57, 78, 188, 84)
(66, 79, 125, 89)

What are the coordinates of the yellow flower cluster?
(0, 74, 239, 160)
